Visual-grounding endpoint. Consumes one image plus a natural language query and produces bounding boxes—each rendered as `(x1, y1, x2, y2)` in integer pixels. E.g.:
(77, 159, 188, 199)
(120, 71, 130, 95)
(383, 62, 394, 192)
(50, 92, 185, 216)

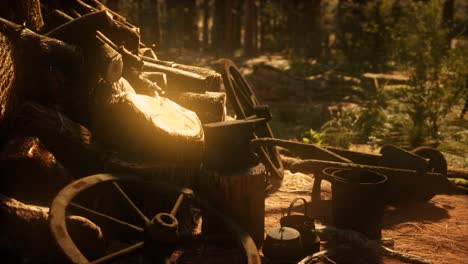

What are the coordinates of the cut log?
(13, 101, 200, 178)
(0, 137, 72, 206)
(0, 0, 45, 32)
(43, 11, 123, 83)
(141, 56, 221, 83)
(142, 61, 221, 93)
(0, 194, 105, 261)
(14, 102, 104, 176)
(0, 18, 83, 132)
(42, 9, 74, 31)
(45, 10, 140, 54)
(92, 79, 204, 164)
(200, 164, 266, 248)
(141, 71, 167, 90)
(96, 40, 123, 83)
(123, 67, 163, 96)
(169, 92, 226, 124)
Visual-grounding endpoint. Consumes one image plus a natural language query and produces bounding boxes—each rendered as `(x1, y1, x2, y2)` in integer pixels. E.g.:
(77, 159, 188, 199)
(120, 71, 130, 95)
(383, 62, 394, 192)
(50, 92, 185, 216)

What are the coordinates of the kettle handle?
(287, 197, 308, 217)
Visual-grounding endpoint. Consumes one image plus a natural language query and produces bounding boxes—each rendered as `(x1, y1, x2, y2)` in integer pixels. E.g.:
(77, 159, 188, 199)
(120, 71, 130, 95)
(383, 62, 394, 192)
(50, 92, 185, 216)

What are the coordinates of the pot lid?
(266, 226, 300, 241)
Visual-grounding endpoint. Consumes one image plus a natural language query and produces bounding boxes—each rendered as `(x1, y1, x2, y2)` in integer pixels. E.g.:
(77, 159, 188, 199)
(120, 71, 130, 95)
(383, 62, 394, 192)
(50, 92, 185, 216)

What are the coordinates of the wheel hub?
(145, 213, 179, 244)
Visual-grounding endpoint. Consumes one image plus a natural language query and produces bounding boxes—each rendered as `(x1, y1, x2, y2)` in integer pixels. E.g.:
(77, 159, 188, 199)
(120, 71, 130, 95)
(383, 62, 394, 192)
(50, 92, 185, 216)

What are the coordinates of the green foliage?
(301, 128, 324, 144)
(319, 106, 360, 148)
(388, 0, 468, 146)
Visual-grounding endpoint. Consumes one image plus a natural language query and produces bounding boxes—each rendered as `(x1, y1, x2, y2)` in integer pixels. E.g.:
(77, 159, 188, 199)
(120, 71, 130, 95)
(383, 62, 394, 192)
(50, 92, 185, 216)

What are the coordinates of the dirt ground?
(265, 170, 468, 264)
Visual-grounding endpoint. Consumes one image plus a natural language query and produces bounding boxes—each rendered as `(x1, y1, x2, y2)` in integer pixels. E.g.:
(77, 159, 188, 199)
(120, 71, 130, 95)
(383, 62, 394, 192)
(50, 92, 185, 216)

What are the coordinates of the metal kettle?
(262, 226, 303, 262)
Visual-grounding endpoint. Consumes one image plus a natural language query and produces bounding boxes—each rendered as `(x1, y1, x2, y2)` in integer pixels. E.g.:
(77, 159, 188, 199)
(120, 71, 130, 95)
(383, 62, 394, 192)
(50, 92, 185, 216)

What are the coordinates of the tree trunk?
(244, 0, 258, 55)
(202, 0, 210, 50)
(152, 0, 161, 45)
(224, 0, 234, 53)
(212, 0, 225, 52)
(233, 0, 243, 51)
(306, 0, 322, 58)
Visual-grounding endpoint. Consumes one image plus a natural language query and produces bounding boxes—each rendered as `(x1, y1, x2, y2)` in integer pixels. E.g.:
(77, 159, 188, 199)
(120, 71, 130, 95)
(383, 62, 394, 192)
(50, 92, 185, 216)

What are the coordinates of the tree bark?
(202, 0, 210, 50)
(244, 0, 258, 55)
(14, 102, 104, 176)
(0, 17, 83, 131)
(0, 137, 72, 206)
(0, 0, 44, 33)
(212, 0, 225, 52)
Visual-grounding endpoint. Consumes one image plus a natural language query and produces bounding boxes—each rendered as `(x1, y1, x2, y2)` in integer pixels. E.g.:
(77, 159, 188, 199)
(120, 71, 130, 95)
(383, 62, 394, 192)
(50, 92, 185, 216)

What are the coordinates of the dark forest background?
(103, 0, 467, 165)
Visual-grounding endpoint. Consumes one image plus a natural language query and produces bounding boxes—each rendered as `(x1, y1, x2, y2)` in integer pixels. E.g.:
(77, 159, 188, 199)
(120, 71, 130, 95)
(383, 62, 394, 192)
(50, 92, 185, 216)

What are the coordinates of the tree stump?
(200, 164, 266, 248)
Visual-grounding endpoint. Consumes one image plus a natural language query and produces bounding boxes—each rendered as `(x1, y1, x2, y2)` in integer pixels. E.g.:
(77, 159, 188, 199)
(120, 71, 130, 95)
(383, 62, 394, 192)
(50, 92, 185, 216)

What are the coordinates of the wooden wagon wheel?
(49, 173, 260, 264)
(411, 146, 448, 201)
(220, 59, 284, 179)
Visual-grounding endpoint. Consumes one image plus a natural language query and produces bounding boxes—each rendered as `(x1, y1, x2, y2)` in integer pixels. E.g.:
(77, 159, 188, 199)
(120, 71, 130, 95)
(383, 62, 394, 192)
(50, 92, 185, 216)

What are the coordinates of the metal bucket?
(280, 198, 320, 255)
(322, 168, 388, 239)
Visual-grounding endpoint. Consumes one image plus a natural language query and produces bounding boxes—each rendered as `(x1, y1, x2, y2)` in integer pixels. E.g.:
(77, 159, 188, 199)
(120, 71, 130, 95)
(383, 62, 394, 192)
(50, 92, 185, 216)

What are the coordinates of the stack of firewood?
(0, 0, 228, 260)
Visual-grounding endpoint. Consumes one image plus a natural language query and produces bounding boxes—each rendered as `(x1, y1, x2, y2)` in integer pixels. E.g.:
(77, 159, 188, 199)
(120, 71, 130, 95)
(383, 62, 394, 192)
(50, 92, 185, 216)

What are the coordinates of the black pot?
(323, 168, 388, 239)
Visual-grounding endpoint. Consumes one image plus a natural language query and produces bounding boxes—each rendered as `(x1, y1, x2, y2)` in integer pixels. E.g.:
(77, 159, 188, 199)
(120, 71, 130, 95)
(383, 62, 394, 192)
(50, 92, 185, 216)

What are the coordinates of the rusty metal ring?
(50, 173, 260, 264)
(220, 59, 284, 179)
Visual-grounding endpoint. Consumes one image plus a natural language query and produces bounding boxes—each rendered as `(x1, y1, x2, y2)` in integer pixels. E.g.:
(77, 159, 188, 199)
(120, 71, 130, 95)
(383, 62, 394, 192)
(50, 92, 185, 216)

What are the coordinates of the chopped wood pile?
(0, 0, 229, 260)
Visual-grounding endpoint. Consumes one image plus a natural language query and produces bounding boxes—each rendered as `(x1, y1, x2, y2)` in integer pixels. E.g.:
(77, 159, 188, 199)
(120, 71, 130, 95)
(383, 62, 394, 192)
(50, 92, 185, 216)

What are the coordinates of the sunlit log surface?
(93, 78, 204, 164)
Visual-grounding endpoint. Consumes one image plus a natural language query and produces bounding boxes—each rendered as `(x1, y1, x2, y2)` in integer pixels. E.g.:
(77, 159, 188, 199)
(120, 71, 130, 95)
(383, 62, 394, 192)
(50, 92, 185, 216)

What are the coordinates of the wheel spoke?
(170, 193, 185, 216)
(168, 188, 192, 217)
(90, 241, 144, 264)
(69, 202, 144, 232)
(112, 182, 150, 224)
